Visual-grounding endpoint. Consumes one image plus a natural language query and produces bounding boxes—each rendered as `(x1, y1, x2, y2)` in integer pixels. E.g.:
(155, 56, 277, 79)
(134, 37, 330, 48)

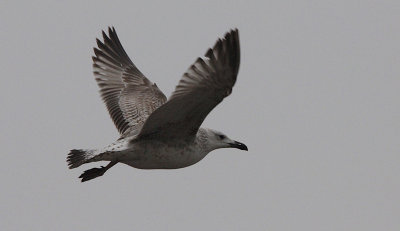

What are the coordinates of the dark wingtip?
(101, 30, 108, 40)
(224, 28, 239, 39)
(108, 26, 114, 36)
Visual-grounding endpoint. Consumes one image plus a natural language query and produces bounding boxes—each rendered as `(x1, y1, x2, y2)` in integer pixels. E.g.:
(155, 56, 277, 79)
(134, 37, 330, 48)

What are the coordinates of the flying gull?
(67, 27, 247, 182)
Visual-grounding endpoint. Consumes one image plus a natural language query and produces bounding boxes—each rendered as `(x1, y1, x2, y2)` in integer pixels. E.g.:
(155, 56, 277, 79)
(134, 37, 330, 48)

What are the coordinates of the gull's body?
(75, 128, 212, 169)
(67, 27, 247, 182)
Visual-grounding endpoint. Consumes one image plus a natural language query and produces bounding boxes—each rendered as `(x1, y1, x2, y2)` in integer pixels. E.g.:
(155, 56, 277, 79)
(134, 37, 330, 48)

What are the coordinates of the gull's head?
(204, 128, 248, 151)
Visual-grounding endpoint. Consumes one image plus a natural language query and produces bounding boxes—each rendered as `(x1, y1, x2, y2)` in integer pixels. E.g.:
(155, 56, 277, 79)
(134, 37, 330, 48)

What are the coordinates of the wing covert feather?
(138, 29, 240, 139)
(92, 27, 167, 136)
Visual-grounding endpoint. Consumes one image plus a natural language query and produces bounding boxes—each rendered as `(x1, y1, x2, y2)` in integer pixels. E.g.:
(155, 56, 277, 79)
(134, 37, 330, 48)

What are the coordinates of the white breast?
(120, 139, 209, 169)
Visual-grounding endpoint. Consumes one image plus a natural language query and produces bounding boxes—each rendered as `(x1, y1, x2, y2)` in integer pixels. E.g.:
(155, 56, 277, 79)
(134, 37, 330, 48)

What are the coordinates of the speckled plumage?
(67, 27, 247, 182)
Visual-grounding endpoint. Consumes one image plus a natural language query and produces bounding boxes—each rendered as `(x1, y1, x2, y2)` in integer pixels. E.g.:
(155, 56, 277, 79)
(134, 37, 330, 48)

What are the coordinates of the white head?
(202, 128, 248, 152)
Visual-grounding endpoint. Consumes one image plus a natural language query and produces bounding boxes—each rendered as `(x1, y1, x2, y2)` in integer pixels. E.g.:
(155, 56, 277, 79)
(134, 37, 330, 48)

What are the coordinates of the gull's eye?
(218, 134, 226, 140)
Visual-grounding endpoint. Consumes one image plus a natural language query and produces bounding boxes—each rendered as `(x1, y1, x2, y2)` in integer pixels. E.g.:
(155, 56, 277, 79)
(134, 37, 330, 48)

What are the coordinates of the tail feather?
(67, 149, 95, 169)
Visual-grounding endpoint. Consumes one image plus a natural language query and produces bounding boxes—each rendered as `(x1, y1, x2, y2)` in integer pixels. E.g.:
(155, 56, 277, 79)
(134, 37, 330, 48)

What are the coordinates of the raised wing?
(138, 29, 240, 139)
(93, 27, 167, 136)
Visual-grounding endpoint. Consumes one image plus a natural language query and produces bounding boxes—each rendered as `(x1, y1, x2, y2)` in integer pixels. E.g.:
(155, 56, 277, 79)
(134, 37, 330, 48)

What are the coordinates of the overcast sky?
(1, 1, 399, 230)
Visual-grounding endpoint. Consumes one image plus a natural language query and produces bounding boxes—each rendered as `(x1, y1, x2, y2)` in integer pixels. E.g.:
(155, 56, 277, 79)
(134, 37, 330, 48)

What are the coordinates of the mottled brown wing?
(93, 27, 167, 136)
(138, 29, 240, 139)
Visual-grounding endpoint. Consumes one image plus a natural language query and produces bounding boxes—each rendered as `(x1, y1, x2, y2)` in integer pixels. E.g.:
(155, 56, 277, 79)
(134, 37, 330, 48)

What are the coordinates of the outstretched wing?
(138, 29, 240, 139)
(93, 27, 167, 136)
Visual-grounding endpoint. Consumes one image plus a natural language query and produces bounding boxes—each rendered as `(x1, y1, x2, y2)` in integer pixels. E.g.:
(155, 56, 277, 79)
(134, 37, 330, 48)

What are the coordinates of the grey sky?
(1, 0, 399, 230)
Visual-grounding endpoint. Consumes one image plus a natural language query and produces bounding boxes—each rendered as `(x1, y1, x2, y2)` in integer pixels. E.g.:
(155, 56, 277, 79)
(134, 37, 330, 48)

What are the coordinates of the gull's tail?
(67, 149, 96, 169)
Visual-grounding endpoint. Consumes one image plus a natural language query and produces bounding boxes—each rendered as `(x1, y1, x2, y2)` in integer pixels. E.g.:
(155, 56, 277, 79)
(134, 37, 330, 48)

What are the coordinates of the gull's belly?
(120, 140, 207, 169)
